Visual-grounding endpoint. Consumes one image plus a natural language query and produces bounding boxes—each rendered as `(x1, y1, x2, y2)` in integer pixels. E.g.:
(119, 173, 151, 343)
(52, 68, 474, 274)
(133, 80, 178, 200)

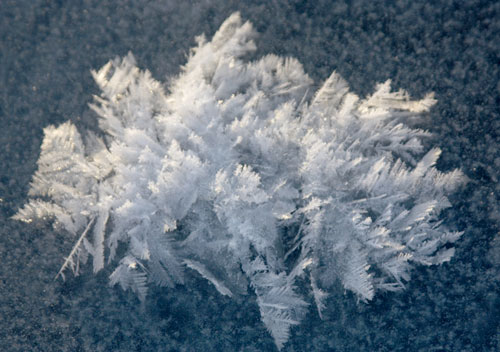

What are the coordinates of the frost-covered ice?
(14, 12, 466, 350)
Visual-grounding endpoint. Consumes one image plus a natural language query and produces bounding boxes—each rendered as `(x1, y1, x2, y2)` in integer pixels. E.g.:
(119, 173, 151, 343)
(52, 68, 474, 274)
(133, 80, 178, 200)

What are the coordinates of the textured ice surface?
(1, 1, 498, 351)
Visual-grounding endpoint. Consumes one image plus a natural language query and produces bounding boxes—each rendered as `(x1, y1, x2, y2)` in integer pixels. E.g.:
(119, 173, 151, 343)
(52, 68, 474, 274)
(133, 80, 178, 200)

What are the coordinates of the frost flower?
(14, 13, 465, 350)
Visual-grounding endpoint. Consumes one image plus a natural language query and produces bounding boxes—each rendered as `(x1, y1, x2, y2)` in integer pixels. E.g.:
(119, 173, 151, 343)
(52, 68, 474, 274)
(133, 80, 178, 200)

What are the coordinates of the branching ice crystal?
(14, 13, 465, 350)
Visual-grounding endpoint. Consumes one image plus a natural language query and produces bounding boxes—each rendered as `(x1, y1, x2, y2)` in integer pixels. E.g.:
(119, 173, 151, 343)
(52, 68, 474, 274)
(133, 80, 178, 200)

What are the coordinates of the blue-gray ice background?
(0, 0, 498, 351)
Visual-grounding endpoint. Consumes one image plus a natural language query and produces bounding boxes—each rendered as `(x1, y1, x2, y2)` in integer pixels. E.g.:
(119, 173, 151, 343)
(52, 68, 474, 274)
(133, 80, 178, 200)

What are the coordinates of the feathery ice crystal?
(14, 13, 465, 350)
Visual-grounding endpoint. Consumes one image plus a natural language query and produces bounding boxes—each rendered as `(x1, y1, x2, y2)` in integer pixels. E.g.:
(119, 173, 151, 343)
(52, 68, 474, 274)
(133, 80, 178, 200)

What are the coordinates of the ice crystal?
(14, 13, 465, 349)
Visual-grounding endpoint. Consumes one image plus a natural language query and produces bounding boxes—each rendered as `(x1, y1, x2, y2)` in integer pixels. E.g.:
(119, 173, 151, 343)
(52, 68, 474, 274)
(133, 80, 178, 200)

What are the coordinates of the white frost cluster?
(14, 13, 465, 350)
